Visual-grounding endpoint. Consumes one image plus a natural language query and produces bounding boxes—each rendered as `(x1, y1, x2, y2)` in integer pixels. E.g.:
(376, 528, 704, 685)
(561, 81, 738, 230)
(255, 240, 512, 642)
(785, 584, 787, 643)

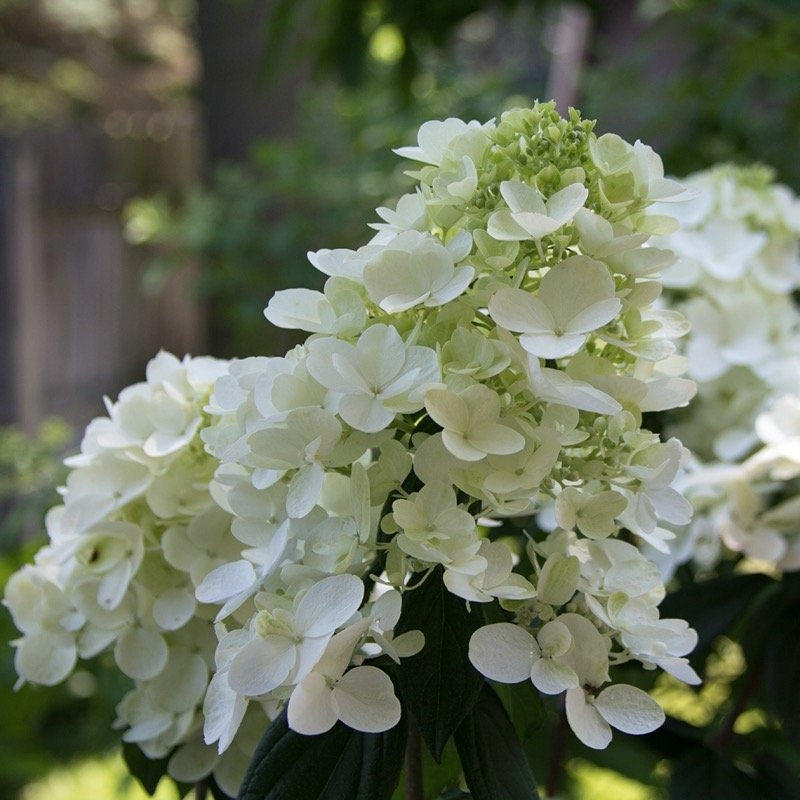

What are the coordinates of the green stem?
(195, 779, 208, 800)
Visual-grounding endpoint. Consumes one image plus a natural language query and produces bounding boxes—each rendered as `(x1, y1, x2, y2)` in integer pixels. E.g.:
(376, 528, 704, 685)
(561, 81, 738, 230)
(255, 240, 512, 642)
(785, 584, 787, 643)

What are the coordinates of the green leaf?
(669, 747, 766, 800)
(759, 598, 800, 745)
(122, 742, 171, 796)
(390, 738, 462, 800)
(492, 679, 545, 751)
(453, 684, 540, 800)
(237, 709, 406, 800)
(394, 568, 487, 761)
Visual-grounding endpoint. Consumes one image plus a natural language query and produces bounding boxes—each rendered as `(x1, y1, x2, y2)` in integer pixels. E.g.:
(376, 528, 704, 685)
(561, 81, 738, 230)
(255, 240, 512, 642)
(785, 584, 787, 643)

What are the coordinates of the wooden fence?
(0, 116, 206, 434)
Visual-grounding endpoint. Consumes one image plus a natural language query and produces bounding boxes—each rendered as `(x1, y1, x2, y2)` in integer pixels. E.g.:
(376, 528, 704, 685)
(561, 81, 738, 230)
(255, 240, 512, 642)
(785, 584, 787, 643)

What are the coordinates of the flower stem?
(195, 779, 208, 800)
(404, 719, 424, 800)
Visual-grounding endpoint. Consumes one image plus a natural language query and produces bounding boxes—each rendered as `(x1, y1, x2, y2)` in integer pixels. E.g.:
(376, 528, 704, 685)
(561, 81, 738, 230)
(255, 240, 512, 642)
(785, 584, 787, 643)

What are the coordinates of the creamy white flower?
(307, 325, 440, 433)
(394, 117, 485, 166)
(444, 540, 535, 602)
(363, 230, 474, 313)
(487, 181, 588, 242)
(425, 384, 524, 462)
(469, 620, 579, 695)
(565, 684, 665, 749)
(489, 256, 621, 359)
(287, 622, 400, 735)
(226, 574, 364, 698)
(264, 278, 366, 337)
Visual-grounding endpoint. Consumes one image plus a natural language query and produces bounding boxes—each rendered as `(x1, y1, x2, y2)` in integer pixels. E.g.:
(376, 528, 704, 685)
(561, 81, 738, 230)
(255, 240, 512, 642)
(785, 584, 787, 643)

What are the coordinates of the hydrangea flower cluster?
(6, 103, 704, 794)
(647, 166, 800, 574)
(202, 102, 700, 754)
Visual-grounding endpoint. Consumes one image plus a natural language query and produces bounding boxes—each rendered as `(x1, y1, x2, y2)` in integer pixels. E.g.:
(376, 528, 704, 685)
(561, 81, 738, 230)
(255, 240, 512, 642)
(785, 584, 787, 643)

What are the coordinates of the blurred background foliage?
(2, 0, 800, 798)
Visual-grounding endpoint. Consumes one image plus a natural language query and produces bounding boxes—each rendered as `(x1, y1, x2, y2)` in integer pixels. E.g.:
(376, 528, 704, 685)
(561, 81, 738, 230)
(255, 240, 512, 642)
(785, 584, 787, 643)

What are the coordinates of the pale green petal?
(499, 180, 545, 214)
(489, 288, 554, 334)
(114, 627, 168, 680)
(426, 388, 469, 433)
(537, 554, 580, 606)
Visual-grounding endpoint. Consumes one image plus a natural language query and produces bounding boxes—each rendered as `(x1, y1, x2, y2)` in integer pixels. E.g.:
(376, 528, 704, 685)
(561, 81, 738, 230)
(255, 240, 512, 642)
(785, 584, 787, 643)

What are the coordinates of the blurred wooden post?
(1, 117, 206, 434)
(9, 140, 47, 432)
(546, 3, 593, 113)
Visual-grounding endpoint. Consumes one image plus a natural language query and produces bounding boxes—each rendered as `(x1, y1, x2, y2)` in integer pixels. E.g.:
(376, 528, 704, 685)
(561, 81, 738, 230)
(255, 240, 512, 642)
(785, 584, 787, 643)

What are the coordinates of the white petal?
(425, 389, 469, 433)
(288, 672, 339, 735)
(500, 180, 545, 214)
(658, 657, 701, 686)
(114, 627, 168, 680)
(537, 554, 580, 606)
(287, 462, 325, 518)
(392, 630, 425, 658)
(153, 588, 197, 631)
(203, 670, 248, 751)
(294, 574, 364, 638)
(227, 636, 296, 696)
(565, 298, 621, 334)
(468, 623, 537, 683)
(546, 183, 588, 223)
(468, 424, 525, 456)
(196, 560, 257, 605)
(565, 687, 612, 749)
(531, 658, 579, 695)
(489, 289, 554, 334)
(334, 666, 401, 732)
(339, 394, 395, 433)
(265, 288, 327, 331)
(594, 684, 665, 735)
(537, 619, 573, 657)
(149, 650, 208, 713)
(519, 331, 587, 359)
(485, 209, 531, 240)
(16, 631, 76, 686)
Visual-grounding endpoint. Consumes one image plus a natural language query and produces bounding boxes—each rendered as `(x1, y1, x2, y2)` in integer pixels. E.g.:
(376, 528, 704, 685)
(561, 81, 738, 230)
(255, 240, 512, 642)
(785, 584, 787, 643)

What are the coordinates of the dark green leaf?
(659, 573, 774, 657)
(669, 747, 766, 800)
(237, 708, 406, 800)
(394, 568, 487, 761)
(760, 602, 800, 745)
(122, 742, 171, 796)
(454, 684, 539, 800)
(492, 679, 545, 751)
(390, 738, 462, 800)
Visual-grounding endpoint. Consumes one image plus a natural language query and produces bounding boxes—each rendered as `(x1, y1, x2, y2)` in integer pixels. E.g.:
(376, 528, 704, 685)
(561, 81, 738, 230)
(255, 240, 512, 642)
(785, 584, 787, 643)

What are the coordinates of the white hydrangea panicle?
(650, 165, 800, 577)
(3, 351, 278, 794)
(7, 103, 706, 789)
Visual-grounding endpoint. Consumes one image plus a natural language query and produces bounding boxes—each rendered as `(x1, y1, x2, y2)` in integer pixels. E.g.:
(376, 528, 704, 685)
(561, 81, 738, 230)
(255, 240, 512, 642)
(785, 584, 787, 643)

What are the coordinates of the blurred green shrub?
(124, 63, 531, 357)
(0, 419, 70, 552)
